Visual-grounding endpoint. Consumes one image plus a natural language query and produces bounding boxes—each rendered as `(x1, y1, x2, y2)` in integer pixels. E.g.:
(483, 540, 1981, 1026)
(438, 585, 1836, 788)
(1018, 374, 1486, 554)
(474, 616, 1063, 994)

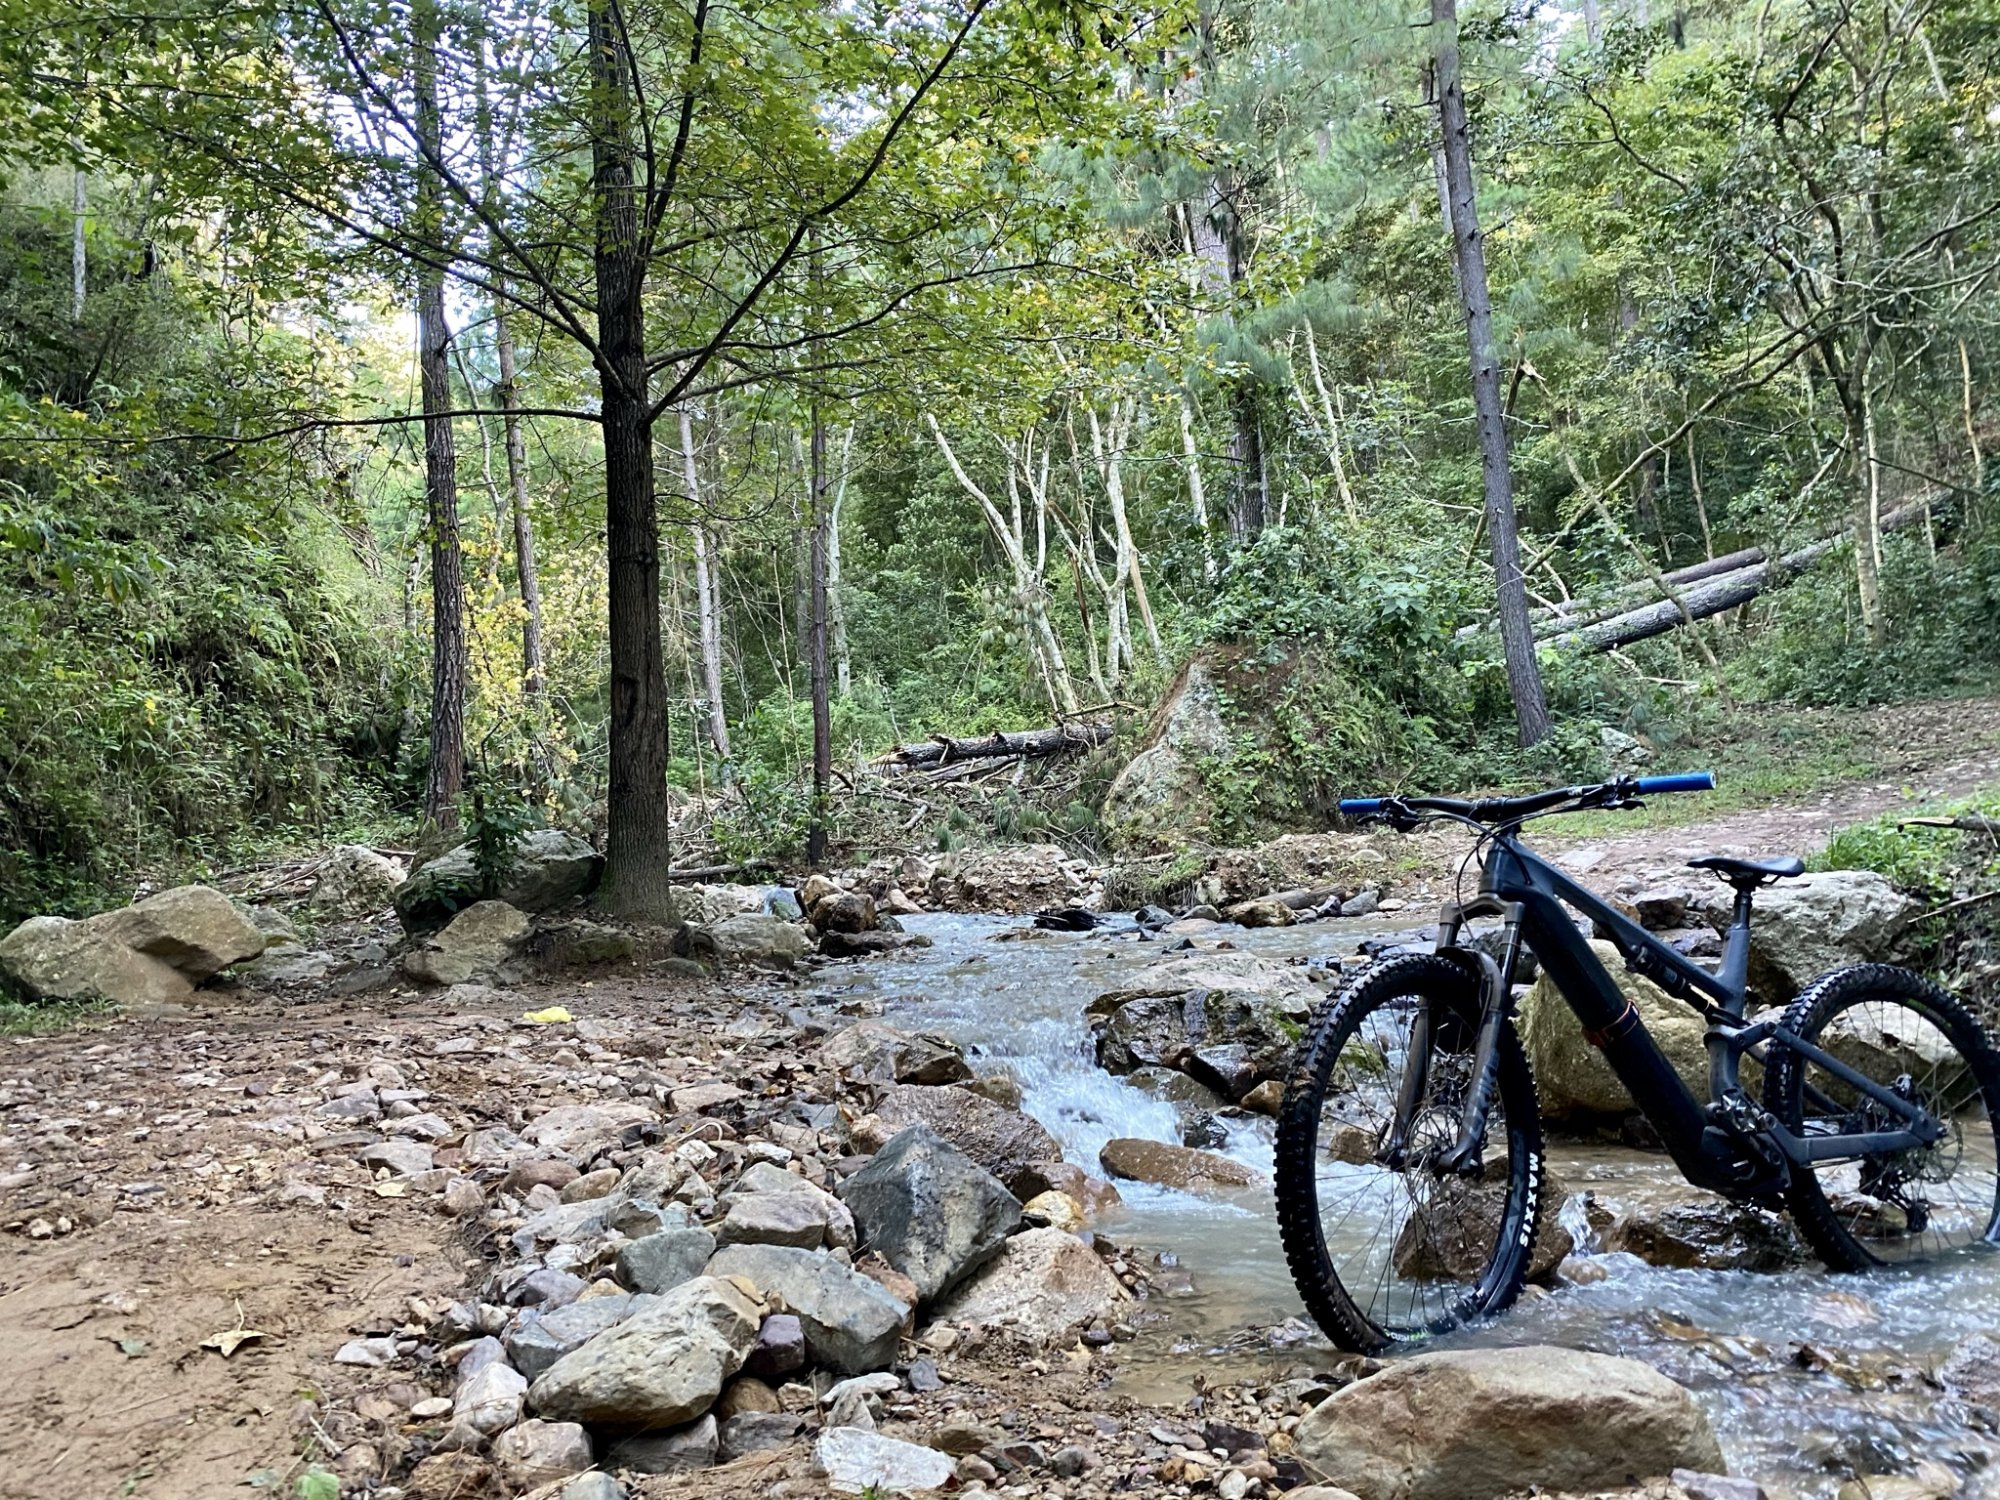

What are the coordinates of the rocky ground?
(5, 698, 2000, 1500)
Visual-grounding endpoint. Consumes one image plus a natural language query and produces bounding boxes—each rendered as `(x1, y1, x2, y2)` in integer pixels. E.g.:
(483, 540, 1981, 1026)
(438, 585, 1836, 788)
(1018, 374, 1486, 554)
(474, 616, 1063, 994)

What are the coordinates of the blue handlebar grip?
(1339, 797, 1386, 815)
(1635, 771, 1716, 795)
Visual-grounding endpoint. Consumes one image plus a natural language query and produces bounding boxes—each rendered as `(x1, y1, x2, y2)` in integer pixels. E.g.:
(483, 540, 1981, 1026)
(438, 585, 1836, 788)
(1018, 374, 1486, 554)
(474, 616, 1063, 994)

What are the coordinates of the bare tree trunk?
(829, 423, 855, 697)
(1583, 0, 1603, 44)
(70, 167, 86, 322)
(1175, 394, 1218, 581)
(1434, 0, 1550, 746)
(1296, 324, 1359, 520)
(1857, 371, 1884, 636)
(493, 303, 546, 698)
(1087, 396, 1167, 667)
(807, 393, 832, 869)
(414, 0, 465, 828)
(678, 405, 731, 759)
(589, 0, 673, 915)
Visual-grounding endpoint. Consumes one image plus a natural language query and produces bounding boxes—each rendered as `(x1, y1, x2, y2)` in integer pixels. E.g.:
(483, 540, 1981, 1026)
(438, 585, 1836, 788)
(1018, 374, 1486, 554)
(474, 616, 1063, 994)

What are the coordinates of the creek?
(819, 911, 2000, 1499)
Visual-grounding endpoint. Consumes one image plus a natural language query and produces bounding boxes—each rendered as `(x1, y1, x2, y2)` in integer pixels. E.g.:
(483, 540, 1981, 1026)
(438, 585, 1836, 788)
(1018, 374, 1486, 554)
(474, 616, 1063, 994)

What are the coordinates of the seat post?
(1718, 885, 1756, 1005)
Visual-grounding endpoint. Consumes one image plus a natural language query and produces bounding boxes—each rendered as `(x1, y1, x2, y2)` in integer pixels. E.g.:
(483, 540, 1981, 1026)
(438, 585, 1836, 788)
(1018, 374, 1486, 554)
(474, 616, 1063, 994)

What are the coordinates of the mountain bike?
(1274, 771, 2000, 1353)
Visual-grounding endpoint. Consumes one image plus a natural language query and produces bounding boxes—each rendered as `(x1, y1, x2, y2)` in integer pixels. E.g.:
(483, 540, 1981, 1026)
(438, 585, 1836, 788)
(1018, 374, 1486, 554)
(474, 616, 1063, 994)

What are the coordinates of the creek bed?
(819, 912, 2000, 1498)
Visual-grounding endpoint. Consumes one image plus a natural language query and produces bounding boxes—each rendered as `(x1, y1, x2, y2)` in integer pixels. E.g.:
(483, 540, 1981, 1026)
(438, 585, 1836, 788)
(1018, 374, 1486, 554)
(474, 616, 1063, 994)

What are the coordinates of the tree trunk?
(589, 0, 674, 916)
(678, 406, 732, 759)
(806, 395, 832, 868)
(493, 301, 546, 698)
(1176, 394, 1218, 581)
(829, 423, 855, 697)
(1433, 0, 1551, 747)
(70, 166, 86, 322)
(880, 722, 1112, 769)
(414, 0, 465, 828)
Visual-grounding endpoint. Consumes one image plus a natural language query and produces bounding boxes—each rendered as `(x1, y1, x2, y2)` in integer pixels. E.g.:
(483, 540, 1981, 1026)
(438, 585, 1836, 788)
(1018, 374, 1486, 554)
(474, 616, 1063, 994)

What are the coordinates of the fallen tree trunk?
(1545, 496, 1938, 654)
(876, 722, 1113, 770)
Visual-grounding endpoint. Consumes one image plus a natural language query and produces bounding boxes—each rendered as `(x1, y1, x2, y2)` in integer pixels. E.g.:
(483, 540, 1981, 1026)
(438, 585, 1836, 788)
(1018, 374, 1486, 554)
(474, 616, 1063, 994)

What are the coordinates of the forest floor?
(3, 695, 2000, 1500)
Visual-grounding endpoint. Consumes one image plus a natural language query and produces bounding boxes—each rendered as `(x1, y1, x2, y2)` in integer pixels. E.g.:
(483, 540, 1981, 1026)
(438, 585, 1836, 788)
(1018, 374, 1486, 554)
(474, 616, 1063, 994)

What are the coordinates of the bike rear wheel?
(1275, 953, 1545, 1352)
(1764, 964, 2000, 1270)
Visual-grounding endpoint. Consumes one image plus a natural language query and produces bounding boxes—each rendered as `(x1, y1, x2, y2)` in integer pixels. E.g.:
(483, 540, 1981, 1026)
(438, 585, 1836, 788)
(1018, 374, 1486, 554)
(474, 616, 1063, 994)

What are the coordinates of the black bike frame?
(1430, 831, 1945, 1197)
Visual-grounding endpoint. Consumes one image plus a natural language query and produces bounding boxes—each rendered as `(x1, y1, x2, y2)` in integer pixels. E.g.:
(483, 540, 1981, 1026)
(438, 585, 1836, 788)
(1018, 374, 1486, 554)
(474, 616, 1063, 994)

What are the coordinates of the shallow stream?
(822, 912, 2000, 1498)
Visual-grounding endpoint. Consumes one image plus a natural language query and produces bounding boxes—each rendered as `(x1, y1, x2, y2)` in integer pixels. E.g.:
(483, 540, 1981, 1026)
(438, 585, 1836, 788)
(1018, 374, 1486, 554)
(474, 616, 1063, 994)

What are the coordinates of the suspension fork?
(1381, 900, 1524, 1174)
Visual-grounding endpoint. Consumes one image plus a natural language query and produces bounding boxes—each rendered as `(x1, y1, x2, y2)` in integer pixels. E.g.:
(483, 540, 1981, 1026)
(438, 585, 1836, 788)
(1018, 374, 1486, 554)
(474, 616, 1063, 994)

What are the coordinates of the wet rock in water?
(527, 1276, 761, 1429)
(822, 1021, 972, 1086)
(822, 929, 924, 958)
(1834, 1463, 1960, 1500)
(1601, 1200, 1802, 1272)
(705, 1244, 908, 1373)
(720, 1410, 806, 1460)
(1091, 955, 1313, 1099)
(492, 1419, 593, 1483)
(1293, 1345, 1723, 1500)
(1033, 907, 1098, 932)
(395, 828, 603, 932)
(1225, 898, 1296, 929)
(1938, 1333, 2000, 1406)
(403, 900, 531, 986)
(310, 845, 407, 916)
(606, 1415, 718, 1474)
(1011, 1161, 1121, 1218)
(1098, 1137, 1260, 1192)
(1240, 1079, 1285, 1115)
(929, 844, 1083, 915)
(1020, 1190, 1085, 1231)
(505, 1295, 640, 1380)
(699, 913, 812, 968)
(1389, 1173, 1573, 1282)
(812, 890, 880, 934)
(1719, 869, 1919, 1002)
(1340, 889, 1381, 919)
(932, 1226, 1132, 1345)
(1516, 940, 1712, 1120)
(838, 1126, 1021, 1305)
(815, 1426, 957, 1495)
(716, 1192, 836, 1251)
(1673, 1471, 1770, 1500)
(852, 1084, 1063, 1198)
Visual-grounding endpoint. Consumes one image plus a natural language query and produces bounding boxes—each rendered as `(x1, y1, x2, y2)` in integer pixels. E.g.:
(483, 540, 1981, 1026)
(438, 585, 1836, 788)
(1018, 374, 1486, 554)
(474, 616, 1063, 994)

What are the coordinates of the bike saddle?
(1688, 854, 1806, 888)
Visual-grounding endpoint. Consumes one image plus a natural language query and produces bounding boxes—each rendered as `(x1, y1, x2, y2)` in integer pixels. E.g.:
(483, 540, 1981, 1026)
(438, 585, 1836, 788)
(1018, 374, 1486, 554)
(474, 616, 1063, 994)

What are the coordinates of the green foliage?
(464, 774, 536, 900)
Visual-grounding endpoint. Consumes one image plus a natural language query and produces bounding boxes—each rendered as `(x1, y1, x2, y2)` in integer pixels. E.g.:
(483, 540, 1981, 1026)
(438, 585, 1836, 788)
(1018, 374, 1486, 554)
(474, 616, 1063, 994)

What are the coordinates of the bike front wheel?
(1765, 964, 2000, 1270)
(1275, 953, 1547, 1352)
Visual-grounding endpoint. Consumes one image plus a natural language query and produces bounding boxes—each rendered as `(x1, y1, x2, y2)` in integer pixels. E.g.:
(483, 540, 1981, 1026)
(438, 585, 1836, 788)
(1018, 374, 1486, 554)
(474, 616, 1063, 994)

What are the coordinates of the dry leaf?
(372, 1180, 409, 1199)
(201, 1327, 269, 1358)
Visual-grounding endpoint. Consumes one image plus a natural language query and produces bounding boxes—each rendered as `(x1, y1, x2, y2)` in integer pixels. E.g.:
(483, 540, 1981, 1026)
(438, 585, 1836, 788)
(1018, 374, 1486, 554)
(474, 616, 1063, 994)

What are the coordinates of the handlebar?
(1339, 770, 1714, 827)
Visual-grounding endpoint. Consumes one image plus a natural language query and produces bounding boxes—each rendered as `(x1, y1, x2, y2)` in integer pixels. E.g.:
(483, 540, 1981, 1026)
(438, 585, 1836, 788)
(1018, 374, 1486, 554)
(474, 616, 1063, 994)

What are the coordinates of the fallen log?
(876, 722, 1112, 770)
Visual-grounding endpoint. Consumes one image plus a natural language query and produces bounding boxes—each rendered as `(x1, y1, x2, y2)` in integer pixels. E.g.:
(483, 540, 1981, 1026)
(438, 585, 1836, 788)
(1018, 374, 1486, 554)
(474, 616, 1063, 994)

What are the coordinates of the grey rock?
(931, 1226, 1131, 1345)
(403, 900, 531, 987)
(505, 1296, 638, 1381)
(822, 1021, 972, 1086)
(704, 914, 813, 968)
(606, 1415, 718, 1473)
(310, 845, 406, 916)
(668, 883, 765, 926)
(1938, 1333, 2000, 1406)
(1294, 1345, 1723, 1500)
(561, 1475, 625, 1500)
(705, 1243, 907, 1374)
(850, 1084, 1063, 1198)
(492, 1419, 593, 1481)
(814, 1426, 956, 1495)
(715, 1193, 832, 1250)
(454, 1361, 529, 1436)
(838, 1126, 1020, 1305)
(719, 1411, 806, 1461)
(1673, 1471, 1768, 1500)
(0, 917, 190, 1006)
(743, 1312, 806, 1380)
(1097, 1137, 1259, 1192)
(511, 1267, 588, 1309)
(1518, 939, 1712, 1119)
(87, 885, 266, 981)
(358, 1139, 436, 1178)
(1339, 889, 1381, 918)
(527, 1276, 762, 1429)
(1602, 1201, 1803, 1272)
(616, 1228, 717, 1294)
(395, 827, 603, 932)
(1101, 658, 1232, 854)
(927, 844, 1081, 915)
(1718, 868, 1919, 1002)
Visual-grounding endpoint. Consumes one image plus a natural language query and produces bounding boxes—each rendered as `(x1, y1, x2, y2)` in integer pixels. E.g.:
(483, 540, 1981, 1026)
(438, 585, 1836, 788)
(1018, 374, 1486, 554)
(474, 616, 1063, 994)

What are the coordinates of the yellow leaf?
(522, 1006, 573, 1025)
(373, 1180, 409, 1199)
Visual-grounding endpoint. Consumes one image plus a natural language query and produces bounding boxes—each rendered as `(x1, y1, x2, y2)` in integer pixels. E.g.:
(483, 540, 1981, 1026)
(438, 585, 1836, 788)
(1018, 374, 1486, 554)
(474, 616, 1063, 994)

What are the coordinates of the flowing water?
(822, 912, 2000, 1498)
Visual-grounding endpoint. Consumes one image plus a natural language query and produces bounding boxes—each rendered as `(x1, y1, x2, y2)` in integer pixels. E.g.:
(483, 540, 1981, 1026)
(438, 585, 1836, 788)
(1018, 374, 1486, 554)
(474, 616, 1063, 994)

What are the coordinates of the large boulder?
(1090, 966, 1310, 1103)
(402, 900, 531, 987)
(0, 916, 192, 1006)
(1390, 1174, 1573, 1282)
(527, 1275, 761, 1430)
(850, 1085, 1063, 1198)
(814, 1428, 955, 1496)
(1515, 939, 1709, 1119)
(822, 1022, 973, 1086)
(1098, 1137, 1260, 1192)
(704, 914, 812, 968)
(395, 828, 603, 932)
(1102, 658, 1231, 854)
(1601, 1200, 1802, 1272)
(1722, 870, 1920, 1001)
(1293, 1345, 1724, 1500)
(310, 845, 407, 916)
(669, 883, 764, 926)
(838, 1126, 1021, 1305)
(89, 885, 266, 981)
(704, 1244, 908, 1373)
(928, 844, 1083, 914)
(931, 1226, 1131, 1344)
